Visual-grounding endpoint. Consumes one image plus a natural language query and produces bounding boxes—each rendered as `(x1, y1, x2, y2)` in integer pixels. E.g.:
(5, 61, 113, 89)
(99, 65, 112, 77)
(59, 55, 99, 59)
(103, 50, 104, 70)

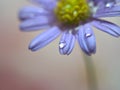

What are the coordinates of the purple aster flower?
(19, 0, 120, 55)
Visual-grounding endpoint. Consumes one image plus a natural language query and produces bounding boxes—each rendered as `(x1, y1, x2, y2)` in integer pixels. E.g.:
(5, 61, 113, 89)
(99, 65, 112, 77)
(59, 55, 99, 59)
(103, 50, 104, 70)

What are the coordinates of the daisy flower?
(19, 0, 120, 55)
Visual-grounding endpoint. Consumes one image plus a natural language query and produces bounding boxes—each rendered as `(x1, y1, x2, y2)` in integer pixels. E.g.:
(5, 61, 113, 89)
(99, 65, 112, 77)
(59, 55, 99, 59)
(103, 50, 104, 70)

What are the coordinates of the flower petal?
(67, 36, 75, 55)
(91, 19, 120, 37)
(30, 0, 57, 10)
(29, 26, 61, 51)
(77, 24, 96, 55)
(19, 6, 50, 20)
(89, 0, 115, 6)
(59, 32, 75, 55)
(94, 5, 120, 17)
(116, 0, 120, 2)
(20, 16, 52, 31)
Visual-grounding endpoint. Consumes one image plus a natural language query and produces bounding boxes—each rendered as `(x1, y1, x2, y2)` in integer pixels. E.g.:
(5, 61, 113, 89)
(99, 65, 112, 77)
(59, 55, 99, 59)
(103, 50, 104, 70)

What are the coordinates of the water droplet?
(105, 2, 114, 8)
(59, 42, 66, 49)
(85, 33, 92, 37)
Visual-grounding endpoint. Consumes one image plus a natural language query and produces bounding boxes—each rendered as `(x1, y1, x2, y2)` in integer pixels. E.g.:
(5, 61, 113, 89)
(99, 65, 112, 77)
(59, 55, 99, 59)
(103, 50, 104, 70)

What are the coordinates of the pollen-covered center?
(55, 0, 91, 26)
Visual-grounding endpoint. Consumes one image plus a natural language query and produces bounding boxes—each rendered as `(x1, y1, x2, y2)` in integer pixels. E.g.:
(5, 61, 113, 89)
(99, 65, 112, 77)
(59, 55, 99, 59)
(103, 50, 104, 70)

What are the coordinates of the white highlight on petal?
(59, 41, 66, 49)
(85, 33, 92, 37)
(105, 3, 114, 8)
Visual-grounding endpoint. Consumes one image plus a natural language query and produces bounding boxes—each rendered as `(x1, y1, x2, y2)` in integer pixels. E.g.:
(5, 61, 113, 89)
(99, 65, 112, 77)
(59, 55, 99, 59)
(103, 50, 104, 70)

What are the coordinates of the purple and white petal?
(20, 16, 53, 31)
(59, 32, 75, 55)
(30, 0, 57, 11)
(77, 24, 96, 55)
(29, 26, 61, 51)
(91, 19, 120, 37)
(19, 6, 50, 20)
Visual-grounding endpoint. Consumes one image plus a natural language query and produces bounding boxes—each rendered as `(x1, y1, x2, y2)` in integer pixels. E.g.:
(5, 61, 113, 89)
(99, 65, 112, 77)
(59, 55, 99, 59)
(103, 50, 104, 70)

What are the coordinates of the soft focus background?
(0, 0, 120, 90)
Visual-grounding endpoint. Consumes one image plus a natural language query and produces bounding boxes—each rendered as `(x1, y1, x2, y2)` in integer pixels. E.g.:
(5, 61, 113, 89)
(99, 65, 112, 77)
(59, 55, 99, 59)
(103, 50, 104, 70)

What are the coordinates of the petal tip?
(28, 44, 38, 52)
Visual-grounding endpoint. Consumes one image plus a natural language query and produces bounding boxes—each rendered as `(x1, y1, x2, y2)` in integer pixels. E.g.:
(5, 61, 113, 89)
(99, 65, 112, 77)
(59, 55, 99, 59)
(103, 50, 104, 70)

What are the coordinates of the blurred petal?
(67, 35, 75, 55)
(29, 26, 61, 51)
(19, 6, 50, 20)
(59, 32, 75, 55)
(94, 5, 120, 17)
(116, 0, 120, 2)
(91, 19, 120, 37)
(20, 16, 52, 31)
(88, 0, 115, 6)
(30, 0, 57, 10)
(77, 24, 96, 55)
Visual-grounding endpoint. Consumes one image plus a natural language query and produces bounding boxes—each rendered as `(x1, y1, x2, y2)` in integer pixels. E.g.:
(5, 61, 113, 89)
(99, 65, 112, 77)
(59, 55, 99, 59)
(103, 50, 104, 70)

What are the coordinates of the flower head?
(19, 0, 120, 55)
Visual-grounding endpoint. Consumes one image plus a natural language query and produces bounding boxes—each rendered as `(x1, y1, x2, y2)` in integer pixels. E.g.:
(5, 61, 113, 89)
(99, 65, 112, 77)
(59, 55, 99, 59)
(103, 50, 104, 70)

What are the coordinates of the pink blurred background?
(0, 0, 120, 90)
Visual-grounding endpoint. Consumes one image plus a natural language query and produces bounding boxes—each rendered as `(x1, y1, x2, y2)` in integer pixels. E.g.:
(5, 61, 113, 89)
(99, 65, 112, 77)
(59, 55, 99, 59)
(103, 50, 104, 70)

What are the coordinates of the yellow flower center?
(55, 0, 91, 26)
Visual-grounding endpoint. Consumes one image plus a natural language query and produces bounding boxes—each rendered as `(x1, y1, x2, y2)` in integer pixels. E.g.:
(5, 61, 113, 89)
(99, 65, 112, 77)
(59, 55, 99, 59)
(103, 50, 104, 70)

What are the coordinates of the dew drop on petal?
(105, 2, 114, 8)
(85, 33, 92, 38)
(59, 41, 66, 49)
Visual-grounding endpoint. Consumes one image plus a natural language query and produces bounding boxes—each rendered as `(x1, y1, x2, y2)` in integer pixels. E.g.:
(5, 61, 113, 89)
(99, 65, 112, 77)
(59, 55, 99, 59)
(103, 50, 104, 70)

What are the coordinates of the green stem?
(83, 53, 98, 90)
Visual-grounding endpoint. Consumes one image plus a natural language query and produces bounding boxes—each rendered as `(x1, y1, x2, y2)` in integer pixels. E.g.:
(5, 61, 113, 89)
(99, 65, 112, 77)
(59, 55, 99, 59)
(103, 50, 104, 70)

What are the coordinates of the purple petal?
(94, 5, 120, 17)
(67, 36, 75, 55)
(77, 24, 96, 55)
(20, 16, 52, 31)
(19, 6, 50, 20)
(30, 0, 57, 11)
(91, 19, 120, 37)
(29, 26, 61, 51)
(89, 0, 115, 6)
(59, 32, 75, 55)
(116, 0, 120, 3)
